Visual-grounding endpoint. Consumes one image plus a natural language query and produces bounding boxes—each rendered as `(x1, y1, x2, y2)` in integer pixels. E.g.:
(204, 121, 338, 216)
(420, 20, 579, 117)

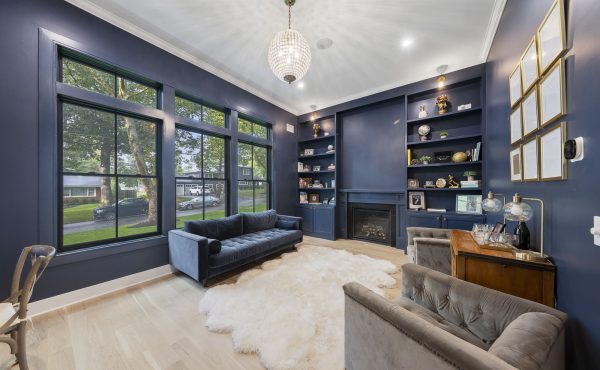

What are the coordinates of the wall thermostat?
(564, 137, 584, 162)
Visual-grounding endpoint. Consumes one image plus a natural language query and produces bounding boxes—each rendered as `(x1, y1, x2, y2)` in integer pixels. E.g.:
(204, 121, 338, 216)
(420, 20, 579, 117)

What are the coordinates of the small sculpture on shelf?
(447, 175, 460, 188)
(451, 151, 468, 163)
(436, 94, 449, 114)
(435, 178, 447, 188)
(327, 144, 335, 153)
(327, 163, 335, 170)
(313, 180, 323, 188)
(418, 124, 431, 141)
(312, 121, 320, 138)
(419, 155, 432, 165)
(418, 105, 428, 119)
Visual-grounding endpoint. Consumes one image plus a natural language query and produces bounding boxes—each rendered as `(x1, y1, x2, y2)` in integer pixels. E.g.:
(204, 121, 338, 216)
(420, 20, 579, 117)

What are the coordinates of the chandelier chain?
(288, 5, 291, 29)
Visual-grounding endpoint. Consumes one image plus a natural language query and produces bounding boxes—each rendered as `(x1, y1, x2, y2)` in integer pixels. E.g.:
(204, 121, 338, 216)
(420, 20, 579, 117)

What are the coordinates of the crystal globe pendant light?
(268, 0, 311, 84)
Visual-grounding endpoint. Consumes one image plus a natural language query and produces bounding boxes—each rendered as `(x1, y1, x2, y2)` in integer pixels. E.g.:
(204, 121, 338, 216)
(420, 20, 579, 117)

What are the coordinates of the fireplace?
(349, 203, 396, 246)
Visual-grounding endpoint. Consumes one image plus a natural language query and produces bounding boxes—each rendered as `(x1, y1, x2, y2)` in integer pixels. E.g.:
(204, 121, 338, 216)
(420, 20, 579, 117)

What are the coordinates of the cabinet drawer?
(464, 257, 545, 303)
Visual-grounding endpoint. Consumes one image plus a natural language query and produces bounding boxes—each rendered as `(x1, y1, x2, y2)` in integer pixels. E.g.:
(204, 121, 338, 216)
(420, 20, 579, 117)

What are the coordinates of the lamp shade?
(503, 193, 534, 222)
(482, 194, 503, 213)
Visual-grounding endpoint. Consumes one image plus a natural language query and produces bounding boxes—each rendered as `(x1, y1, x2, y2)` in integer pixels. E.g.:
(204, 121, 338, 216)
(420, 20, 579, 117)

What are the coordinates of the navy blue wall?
(339, 100, 405, 190)
(486, 0, 600, 367)
(0, 0, 297, 300)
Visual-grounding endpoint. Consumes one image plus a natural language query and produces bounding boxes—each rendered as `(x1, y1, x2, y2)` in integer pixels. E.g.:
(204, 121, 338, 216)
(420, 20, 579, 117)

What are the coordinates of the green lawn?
(63, 223, 158, 246)
(63, 203, 100, 224)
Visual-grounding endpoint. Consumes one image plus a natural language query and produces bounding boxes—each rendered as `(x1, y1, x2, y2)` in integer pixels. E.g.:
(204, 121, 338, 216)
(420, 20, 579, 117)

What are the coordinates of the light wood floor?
(0, 237, 408, 370)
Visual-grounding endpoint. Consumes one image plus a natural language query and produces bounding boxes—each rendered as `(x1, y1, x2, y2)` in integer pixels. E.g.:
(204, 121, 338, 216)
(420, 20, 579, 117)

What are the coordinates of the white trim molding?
(481, 0, 507, 61)
(29, 265, 175, 317)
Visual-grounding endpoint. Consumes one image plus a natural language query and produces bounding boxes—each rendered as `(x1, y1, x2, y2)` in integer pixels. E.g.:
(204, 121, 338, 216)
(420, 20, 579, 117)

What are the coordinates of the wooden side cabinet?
(451, 230, 556, 307)
(297, 204, 335, 240)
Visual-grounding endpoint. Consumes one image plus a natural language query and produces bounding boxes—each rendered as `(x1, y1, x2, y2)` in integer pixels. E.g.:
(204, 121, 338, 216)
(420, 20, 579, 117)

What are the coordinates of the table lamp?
(503, 193, 547, 261)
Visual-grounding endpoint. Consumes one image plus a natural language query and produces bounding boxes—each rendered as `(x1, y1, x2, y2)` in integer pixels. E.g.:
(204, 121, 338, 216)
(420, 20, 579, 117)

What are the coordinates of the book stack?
(460, 180, 481, 189)
(471, 142, 482, 161)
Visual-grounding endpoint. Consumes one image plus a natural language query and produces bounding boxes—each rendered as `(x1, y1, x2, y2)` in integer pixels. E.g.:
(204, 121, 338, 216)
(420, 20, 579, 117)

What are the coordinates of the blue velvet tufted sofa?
(168, 210, 303, 285)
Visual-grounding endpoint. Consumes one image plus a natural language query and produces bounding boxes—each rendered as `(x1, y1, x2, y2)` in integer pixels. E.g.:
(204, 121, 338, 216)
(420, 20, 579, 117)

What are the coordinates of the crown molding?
(65, 0, 301, 115)
(481, 0, 507, 61)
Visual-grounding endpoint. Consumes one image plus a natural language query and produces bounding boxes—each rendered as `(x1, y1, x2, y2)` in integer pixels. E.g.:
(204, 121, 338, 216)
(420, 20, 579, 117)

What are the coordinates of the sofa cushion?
(275, 219, 298, 230)
(394, 296, 490, 350)
(184, 214, 243, 241)
(242, 210, 278, 234)
(207, 239, 222, 255)
(209, 228, 302, 266)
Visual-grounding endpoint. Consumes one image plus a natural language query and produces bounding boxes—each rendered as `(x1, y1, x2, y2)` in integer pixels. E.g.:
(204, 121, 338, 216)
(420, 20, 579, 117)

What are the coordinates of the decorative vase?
(418, 105, 428, 118)
(440, 134, 448, 139)
(451, 152, 467, 163)
(436, 94, 449, 114)
(422, 161, 429, 165)
(312, 122, 320, 138)
(514, 221, 531, 250)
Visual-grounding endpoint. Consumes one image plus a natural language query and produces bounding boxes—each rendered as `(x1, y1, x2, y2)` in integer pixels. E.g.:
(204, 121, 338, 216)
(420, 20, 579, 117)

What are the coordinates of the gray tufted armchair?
(407, 227, 452, 275)
(344, 263, 567, 370)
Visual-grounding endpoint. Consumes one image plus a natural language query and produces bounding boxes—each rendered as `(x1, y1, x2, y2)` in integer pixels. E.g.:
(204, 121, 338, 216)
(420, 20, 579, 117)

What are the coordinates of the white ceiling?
(67, 0, 506, 115)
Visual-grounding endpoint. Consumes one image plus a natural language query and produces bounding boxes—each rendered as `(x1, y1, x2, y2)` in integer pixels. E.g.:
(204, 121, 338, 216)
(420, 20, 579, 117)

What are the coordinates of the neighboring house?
(63, 176, 101, 201)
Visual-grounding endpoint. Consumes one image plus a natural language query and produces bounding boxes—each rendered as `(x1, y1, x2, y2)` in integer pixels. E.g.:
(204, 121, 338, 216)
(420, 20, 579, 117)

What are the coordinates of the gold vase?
(436, 94, 449, 114)
(312, 122, 320, 138)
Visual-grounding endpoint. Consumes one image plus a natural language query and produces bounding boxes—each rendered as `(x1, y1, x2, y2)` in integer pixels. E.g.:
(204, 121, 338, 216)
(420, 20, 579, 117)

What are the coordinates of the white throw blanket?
(199, 245, 398, 370)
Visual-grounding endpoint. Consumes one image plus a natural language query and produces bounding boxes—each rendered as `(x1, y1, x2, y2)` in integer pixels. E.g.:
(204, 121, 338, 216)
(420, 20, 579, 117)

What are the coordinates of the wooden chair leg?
(15, 323, 28, 370)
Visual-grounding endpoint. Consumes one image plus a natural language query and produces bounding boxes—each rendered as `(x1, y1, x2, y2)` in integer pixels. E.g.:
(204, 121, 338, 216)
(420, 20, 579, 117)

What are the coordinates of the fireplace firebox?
(349, 203, 396, 246)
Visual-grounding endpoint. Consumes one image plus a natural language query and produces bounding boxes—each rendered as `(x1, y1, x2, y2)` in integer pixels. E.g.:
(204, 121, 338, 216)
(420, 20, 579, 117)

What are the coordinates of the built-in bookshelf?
(405, 77, 485, 215)
(296, 115, 337, 240)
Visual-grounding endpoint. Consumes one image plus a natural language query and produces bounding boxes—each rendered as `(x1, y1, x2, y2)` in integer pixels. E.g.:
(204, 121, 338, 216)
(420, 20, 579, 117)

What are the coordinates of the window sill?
(50, 235, 168, 267)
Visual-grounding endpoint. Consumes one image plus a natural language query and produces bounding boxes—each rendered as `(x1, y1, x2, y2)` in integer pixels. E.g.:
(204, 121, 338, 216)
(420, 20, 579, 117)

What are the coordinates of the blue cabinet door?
(442, 214, 486, 230)
(407, 212, 442, 228)
(313, 207, 335, 239)
(297, 206, 314, 233)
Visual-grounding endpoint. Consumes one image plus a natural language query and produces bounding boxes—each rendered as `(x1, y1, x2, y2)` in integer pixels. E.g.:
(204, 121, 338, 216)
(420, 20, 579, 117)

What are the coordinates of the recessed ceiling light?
(316, 38, 333, 50)
(401, 37, 414, 49)
(310, 104, 317, 111)
(297, 82, 305, 89)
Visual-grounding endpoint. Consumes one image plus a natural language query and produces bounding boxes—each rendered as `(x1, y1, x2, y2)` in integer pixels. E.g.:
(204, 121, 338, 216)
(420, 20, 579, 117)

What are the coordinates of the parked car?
(178, 196, 221, 210)
(93, 198, 148, 221)
(189, 187, 213, 196)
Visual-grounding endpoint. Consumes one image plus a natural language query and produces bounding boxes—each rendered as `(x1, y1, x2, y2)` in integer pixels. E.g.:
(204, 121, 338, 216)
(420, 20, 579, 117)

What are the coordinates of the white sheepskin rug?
(198, 245, 398, 370)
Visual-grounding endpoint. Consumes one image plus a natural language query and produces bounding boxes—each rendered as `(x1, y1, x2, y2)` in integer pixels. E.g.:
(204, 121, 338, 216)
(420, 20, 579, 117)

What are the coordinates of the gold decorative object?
(436, 94, 449, 114)
(435, 178, 447, 188)
(447, 175, 460, 188)
(451, 152, 468, 163)
(312, 122, 320, 138)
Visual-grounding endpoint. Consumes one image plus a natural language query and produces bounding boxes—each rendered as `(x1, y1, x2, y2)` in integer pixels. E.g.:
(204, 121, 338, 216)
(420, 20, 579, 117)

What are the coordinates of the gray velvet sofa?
(407, 227, 452, 275)
(169, 210, 302, 285)
(344, 263, 567, 370)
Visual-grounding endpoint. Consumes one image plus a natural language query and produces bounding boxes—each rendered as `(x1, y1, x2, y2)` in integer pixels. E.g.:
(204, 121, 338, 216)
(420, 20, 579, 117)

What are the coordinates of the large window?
(60, 103, 160, 249)
(175, 128, 227, 227)
(238, 116, 268, 139)
(175, 96, 226, 128)
(238, 142, 270, 213)
(62, 58, 157, 108)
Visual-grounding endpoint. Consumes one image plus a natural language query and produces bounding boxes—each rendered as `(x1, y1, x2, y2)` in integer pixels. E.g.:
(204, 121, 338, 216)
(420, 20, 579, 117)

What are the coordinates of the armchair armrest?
(413, 237, 451, 275)
(343, 282, 516, 370)
(168, 230, 210, 282)
(277, 214, 302, 231)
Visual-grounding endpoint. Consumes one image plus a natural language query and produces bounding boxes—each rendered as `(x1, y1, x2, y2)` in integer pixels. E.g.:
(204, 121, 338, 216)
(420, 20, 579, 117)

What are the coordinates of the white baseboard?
(29, 264, 176, 317)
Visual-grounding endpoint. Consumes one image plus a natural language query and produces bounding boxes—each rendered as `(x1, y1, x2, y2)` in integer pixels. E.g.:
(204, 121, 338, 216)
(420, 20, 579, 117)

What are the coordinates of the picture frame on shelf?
(312, 165, 321, 172)
(408, 192, 426, 210)
(522, 87, 539, 137)
(303, 148, 314, 156)
(521, 36, 539, 93)
(509, 64, 523, 107)
(522, 136, 540, 182)
(539, 59, 566, 127)
(540, 122, 567, 181)
(407, 179, 420, 189)
(537, 0, 567, 73)
(510, 146, 523, 182)
(299, 192, 308, 204)
(510, 106, 523, 144)
(456, 194, 483, 215)
(309, 194, 320, 204)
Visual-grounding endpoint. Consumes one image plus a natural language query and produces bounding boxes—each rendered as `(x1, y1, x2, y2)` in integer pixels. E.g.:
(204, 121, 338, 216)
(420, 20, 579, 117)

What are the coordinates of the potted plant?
(440, 131, 449, 139)
(419, 155, 432, 165)
(463, 171, 478, 181)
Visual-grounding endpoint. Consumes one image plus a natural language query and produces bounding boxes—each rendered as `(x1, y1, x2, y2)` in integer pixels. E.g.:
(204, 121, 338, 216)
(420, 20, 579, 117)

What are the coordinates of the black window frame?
(174, 93, 228, 128)
(174, 125, 230, 225)
(57, 51, 163, 252)
(237, 114, 271, 140)
(237, 141, 272, 213)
